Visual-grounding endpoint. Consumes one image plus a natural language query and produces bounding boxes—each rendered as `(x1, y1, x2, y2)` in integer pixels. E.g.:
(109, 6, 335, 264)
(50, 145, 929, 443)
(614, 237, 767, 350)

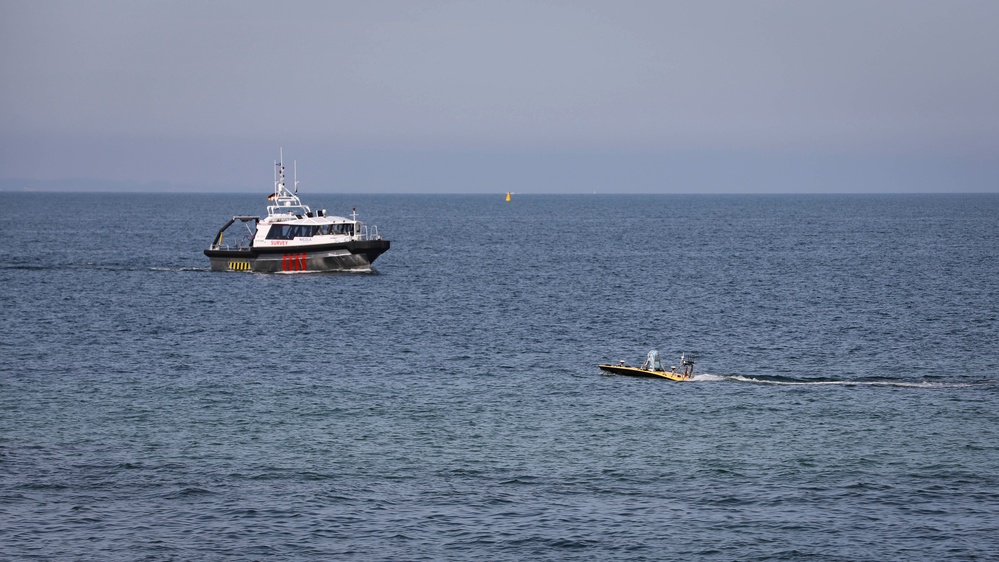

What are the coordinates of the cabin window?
(265, 225, 322, 240)
(266, 225, 289, 240)
(315, 224, 355, 236)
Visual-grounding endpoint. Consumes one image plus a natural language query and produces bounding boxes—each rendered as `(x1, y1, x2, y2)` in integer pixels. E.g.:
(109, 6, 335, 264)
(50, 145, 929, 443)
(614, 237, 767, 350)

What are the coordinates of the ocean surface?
(2, 192, 998, 561)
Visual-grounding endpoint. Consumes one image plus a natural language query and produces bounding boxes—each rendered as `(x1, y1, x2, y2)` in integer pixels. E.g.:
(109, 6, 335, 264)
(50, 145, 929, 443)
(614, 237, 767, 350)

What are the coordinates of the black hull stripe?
(205, 240, 390, 259)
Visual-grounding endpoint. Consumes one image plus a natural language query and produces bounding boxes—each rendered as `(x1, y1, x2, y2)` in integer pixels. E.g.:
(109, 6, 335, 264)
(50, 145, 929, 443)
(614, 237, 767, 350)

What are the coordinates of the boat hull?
(204, 240, 390, 272)
(598, 364, 691, 381)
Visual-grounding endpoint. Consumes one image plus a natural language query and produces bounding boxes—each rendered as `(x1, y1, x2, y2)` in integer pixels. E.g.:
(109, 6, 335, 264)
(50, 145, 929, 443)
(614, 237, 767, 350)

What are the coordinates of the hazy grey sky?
(2, 0, 997, 192)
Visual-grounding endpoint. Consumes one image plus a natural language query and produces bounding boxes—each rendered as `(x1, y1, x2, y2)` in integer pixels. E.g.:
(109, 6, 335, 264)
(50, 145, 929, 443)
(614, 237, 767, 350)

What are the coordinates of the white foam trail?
(722, 375, 971, 388)
(689, 374, 726, 382)
(150, 267, 210, 272)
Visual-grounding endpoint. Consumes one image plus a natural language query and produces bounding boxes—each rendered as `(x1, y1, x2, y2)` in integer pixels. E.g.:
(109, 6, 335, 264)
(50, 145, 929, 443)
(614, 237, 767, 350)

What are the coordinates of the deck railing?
(360, 225, 381, 240)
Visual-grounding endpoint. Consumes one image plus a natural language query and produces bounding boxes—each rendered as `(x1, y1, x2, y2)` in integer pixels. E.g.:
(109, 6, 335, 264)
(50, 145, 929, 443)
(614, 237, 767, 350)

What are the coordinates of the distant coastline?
(0, 178, 235, 193)
(3, 179, 998, 196)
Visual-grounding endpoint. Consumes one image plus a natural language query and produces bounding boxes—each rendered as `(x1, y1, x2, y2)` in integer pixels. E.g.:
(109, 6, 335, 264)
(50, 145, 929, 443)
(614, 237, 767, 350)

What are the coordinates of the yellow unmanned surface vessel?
(598, 350, 695, 381)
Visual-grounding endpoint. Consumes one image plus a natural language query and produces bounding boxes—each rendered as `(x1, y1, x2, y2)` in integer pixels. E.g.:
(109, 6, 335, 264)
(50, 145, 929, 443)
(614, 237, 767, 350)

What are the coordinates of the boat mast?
(273, 147, 281, 197)
(274, 147, 287, 197)
(266, 148, 310, 216)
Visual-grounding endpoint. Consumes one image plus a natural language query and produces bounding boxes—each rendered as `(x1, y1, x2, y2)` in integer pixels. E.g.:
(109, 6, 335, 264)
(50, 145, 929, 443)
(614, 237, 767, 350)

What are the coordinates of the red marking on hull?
(283, 253, 307, 271)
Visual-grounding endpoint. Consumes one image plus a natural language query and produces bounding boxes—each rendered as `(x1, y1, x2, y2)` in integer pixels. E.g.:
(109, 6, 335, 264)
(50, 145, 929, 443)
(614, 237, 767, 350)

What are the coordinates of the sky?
(1, 0, 997, 193)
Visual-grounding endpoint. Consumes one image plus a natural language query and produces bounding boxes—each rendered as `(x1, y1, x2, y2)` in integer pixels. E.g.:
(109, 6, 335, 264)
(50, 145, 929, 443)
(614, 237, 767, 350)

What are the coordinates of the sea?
(1, 192, 998, 561)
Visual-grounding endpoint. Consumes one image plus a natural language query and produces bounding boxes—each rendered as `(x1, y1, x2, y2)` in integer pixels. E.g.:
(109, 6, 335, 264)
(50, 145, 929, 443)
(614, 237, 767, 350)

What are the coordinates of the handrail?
(357, 224, 381, 241)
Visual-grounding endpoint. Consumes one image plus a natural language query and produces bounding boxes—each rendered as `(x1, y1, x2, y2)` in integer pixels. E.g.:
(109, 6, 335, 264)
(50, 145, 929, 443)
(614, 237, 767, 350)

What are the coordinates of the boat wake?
(273, 268, 376, 275)
(693, 374, 988, 389)
(689, 374, 727, 382)
(4, 264, 379, 274)
(3, 264, 211, 273)
(149, 266, 213, 272)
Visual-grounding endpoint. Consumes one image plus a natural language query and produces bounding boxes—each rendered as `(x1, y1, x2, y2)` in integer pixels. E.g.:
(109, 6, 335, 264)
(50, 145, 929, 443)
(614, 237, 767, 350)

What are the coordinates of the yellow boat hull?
(598, 364, 691, 381)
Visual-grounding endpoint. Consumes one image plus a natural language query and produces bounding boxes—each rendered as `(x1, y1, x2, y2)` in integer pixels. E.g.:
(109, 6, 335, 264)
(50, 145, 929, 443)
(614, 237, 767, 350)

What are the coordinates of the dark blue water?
(2, 193, 998, 560)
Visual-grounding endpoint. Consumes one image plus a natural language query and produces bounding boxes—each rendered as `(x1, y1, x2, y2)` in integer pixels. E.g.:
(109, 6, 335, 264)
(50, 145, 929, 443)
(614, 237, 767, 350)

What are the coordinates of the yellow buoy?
(505, 191, 511, 202)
